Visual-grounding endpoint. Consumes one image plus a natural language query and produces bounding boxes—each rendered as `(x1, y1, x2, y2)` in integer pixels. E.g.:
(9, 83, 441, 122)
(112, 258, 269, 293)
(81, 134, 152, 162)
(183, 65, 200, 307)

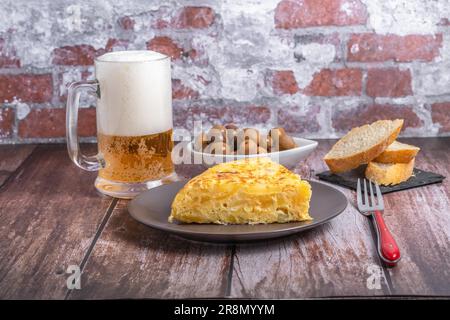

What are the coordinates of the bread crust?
(365, 159, 415, 186)
(373, 145, 419, 163)
(324, 120, 403, 173)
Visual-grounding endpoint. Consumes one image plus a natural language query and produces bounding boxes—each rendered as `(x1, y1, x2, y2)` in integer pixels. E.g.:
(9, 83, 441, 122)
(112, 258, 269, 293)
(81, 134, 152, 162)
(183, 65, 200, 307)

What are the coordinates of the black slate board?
(316, 166, 445, 194)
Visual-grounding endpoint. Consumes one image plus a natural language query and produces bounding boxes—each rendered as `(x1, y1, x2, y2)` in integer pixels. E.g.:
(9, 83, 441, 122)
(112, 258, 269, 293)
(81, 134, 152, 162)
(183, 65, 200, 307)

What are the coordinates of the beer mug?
(66, 50, 177, 198)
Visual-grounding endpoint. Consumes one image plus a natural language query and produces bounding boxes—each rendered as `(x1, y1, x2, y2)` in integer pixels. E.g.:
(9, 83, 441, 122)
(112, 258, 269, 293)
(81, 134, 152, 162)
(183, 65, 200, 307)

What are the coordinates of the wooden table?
(0, 138, 449, 299)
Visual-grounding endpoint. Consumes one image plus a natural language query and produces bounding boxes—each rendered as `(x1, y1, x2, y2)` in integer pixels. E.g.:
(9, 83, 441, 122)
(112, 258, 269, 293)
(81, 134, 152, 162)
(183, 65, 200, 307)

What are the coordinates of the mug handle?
(66, 80, 104, 171)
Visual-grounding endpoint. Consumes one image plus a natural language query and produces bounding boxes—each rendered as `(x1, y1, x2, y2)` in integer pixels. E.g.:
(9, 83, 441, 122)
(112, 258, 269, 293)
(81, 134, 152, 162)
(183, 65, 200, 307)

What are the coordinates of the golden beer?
(66, 50, 176, 198)
(98, 129, 174, 183)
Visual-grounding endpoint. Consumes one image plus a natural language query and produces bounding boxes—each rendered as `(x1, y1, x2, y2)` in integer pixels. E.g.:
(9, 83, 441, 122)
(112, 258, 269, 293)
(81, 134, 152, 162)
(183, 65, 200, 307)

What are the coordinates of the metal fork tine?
(375, 182, 384, 209)
(363, 179, 369, 206)
(356, 178, 397, 264)
(357, 178, 363, 208)
(369, 180, 376, 207)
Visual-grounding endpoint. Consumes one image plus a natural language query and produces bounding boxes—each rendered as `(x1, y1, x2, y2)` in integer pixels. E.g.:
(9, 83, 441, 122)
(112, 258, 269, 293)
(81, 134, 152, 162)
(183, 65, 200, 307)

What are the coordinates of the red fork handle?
(372, 210, 401, 266)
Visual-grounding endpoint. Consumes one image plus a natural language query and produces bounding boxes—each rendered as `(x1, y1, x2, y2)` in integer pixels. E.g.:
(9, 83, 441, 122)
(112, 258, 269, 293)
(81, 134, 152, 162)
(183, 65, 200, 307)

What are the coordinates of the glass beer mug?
(66, 50, 176, 198)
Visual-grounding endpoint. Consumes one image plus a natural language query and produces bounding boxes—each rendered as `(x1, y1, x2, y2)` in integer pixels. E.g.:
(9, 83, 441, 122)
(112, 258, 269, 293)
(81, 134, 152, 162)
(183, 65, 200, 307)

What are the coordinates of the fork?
(357, 178, 401, 266)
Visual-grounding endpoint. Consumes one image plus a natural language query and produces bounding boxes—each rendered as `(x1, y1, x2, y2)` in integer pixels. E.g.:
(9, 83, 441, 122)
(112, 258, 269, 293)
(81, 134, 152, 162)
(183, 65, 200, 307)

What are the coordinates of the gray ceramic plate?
(128, 180, 348, 242)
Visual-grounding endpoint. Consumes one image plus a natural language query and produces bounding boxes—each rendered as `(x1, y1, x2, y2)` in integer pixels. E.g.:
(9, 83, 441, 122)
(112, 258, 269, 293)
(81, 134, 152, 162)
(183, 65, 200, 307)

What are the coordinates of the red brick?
(277, 105, 321, 134)
(332, 104, 422, 132)
(431, 102, 450, 133)
(347, 34, 442, 62)
(53, 45, 102, 66)
(174, 105, 271, 130)
(270, 70, 299, 95)
(366, 68, 412, 97)
(58, 69, 93, 102)
(0, 55, 20, 68)
(0, 74, 53, 103)
(147, 36, 183, 60)
(118, 16, 135, 30)
(0, 38, 20, 68)
(186, 48, 199, 61)
(172, 79, 199, 100)
(18, 108, 96, 138)
(0, 108, 14, 138)
(275, 0, 367, 29)
(438, 18, 450, 26)
(105, 38, 130, 52)
(303, 68, 362, 96)
(173, 7, 215, 29)
(72, 108, 97, 137)
(153, 19, 170, 29)
(52, 39, 131, 66)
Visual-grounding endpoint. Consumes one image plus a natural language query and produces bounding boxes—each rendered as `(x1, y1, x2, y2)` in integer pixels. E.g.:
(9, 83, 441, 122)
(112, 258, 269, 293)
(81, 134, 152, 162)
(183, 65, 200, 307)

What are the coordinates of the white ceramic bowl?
(187, 137, 318, 168)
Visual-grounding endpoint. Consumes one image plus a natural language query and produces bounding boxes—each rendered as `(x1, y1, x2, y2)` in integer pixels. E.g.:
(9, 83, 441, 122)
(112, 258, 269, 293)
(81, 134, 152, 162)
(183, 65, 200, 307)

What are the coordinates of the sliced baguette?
(365, 159, 415, 186)
(373, 140, 420, 163)
(324, 119, 404, 173)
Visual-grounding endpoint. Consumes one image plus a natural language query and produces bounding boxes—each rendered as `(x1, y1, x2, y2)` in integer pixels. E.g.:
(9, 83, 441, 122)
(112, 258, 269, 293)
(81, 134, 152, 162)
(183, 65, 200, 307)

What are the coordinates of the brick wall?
(0, 0, 449, 143)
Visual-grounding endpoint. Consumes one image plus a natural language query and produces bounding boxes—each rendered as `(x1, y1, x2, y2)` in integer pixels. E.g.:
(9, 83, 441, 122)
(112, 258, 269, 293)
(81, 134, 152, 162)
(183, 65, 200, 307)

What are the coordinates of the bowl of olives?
(187, 123, 318, 167)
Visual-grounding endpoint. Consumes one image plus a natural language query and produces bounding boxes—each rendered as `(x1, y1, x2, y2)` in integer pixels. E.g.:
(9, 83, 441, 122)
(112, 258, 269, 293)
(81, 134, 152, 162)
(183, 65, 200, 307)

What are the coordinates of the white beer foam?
(95, 50, 172, 137)
(97, 50, 167, 62)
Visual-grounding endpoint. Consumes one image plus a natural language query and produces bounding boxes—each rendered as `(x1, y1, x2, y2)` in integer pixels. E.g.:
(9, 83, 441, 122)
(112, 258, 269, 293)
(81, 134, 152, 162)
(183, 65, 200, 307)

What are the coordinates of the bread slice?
(324, 119, 404, 173)
(373, 141, 420, 163)
(365, 159, 415, 186)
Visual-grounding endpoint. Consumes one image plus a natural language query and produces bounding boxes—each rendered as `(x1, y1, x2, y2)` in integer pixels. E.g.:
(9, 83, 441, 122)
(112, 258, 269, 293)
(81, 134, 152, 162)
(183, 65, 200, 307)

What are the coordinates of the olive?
(211, 124, 226, 135)
(257, 133, 269, 150)
(243, 128, 260, 145)
(257, 146, 268, 154)
(194, 132, 208, 151)
(224, 123, 239, 130)
(238, 139, 259, 155)
(268, 127, 296, 151)
(279, 134, 297, 150)
(266, 133, 279, 152)
(224, 128, 238, 150)
(206, 128, 224, 144)
(205, 141, 229, 155)
(268, 127, 286, 138)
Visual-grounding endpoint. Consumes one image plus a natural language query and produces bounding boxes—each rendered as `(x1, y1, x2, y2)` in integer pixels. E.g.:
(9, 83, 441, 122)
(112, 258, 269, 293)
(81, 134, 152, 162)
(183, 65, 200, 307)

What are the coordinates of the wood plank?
(0, 145, 36, 187)
(4, 138, 444, 299)
(382, 138, 450, 296)
(70, 166, 232, 299)
(0, 144, 115, 299)
(230, 140, 392, 298)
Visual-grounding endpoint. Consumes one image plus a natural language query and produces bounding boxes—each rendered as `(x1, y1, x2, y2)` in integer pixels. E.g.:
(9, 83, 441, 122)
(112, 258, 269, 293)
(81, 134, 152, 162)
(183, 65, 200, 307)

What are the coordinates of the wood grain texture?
(230, 141, 391, 298)
(0, 144, 114, 299)
(0, 145, 35, 187)
(1, 139, 449, 299)
(70, 199, 232, 299)
(382, 138, 450, 295)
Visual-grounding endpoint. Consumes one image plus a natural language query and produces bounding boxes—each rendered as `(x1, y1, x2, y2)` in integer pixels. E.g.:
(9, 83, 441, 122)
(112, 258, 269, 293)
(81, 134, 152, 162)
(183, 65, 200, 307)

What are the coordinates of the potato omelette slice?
(169, 158, 312, 224)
